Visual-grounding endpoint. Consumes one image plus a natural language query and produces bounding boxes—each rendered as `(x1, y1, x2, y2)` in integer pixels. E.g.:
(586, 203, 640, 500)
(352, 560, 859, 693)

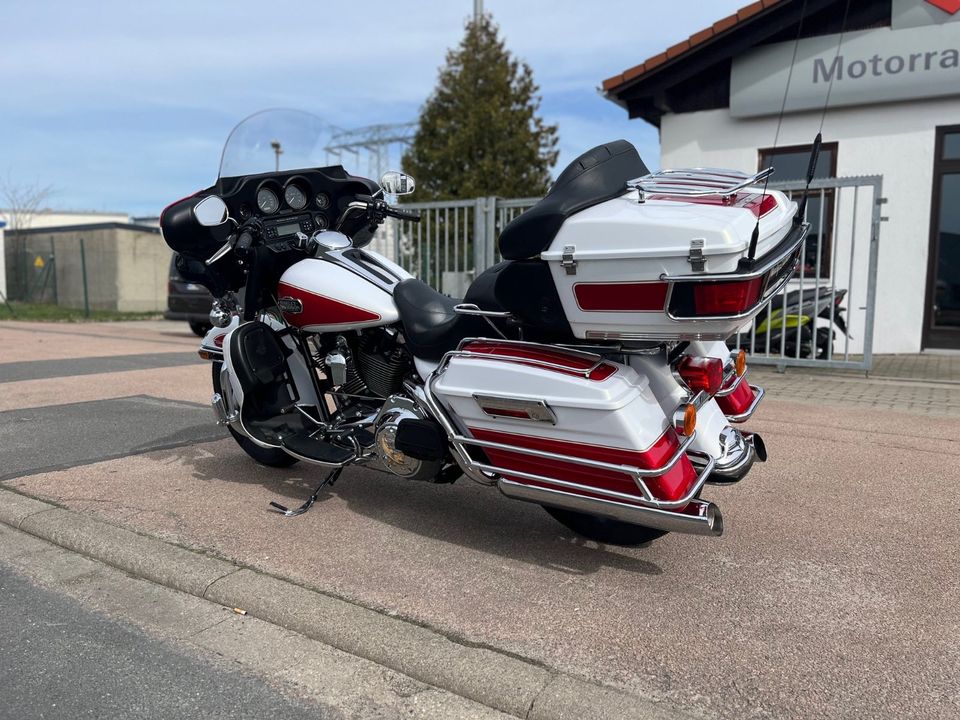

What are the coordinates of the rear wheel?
(542, 506, 668, 546)
(211, 362, 299, 468)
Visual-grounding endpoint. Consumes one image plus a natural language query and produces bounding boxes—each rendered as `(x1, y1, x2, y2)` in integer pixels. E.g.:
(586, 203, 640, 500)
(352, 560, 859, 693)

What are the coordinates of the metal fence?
(378, 176, 883, 371)
(736, 175, 883, 371)
(369, 197, 538, 297)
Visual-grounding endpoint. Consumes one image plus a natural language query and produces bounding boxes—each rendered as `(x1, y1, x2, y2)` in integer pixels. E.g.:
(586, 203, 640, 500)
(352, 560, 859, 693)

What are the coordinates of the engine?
(338, 331, 409, 399)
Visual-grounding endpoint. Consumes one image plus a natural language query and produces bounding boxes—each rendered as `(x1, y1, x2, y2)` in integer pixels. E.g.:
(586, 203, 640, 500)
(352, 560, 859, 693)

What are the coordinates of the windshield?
(217, 109, 347, 180)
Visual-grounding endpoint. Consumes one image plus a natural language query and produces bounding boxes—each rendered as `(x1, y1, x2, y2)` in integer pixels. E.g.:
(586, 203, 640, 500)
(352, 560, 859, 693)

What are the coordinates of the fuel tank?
(277, 258, 399, 332)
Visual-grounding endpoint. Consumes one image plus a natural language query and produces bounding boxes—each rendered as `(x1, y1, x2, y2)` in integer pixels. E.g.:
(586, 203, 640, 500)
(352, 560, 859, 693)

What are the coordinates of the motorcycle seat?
(393, 279, 487, 361)
(498, 139, 648, 261)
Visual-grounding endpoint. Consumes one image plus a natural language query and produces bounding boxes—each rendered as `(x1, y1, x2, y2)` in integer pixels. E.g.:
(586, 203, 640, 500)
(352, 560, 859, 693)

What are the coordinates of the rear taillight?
(676, 356, 724, 395)
(692, 277, 764, 315)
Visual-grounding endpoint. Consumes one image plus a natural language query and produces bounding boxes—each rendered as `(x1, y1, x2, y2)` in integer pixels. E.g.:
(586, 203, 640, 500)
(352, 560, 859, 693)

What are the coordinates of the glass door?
(924, 127, 960, 349)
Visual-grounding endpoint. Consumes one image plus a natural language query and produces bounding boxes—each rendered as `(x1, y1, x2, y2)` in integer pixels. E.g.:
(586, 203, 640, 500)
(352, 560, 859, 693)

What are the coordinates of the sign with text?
(730, 21, 960, 118)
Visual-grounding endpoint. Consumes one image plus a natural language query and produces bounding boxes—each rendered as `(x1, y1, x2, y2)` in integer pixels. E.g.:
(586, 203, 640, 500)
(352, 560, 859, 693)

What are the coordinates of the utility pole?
(270, 140, 283, 172)
(474, 0, 482, 21)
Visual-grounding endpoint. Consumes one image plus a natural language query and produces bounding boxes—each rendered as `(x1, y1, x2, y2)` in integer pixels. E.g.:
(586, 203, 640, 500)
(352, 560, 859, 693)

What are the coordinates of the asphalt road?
(0, 564, 326, 720)
(1, 320, 958, 720)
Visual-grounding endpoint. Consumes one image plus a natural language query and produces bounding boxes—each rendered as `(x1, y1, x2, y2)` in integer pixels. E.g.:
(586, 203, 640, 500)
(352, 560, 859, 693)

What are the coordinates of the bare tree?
(1, 176, 55, 300)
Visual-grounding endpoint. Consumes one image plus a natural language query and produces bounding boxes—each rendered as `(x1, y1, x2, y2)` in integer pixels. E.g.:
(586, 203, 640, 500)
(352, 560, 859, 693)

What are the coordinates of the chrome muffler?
(705, 429, 766, 483)
(497, 479, 724, 537)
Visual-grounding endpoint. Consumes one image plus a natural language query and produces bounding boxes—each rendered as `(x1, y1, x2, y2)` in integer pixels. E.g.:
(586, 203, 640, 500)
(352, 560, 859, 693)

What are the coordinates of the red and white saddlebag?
(431, 340, 709, 511)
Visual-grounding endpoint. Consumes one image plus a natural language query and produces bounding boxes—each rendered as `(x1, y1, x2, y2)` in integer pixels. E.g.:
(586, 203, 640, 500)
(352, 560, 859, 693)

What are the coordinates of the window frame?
(759, 142, 839, 280)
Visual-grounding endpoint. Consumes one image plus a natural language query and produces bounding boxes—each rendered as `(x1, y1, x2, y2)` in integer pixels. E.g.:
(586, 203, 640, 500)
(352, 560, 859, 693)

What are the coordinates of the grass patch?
(0, 302, 162, 323)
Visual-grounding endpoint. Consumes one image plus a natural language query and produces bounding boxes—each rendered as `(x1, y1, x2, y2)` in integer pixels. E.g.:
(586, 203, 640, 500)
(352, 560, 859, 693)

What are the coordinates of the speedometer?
(257, 188, 279, 214)
(284, 184, 307, 210)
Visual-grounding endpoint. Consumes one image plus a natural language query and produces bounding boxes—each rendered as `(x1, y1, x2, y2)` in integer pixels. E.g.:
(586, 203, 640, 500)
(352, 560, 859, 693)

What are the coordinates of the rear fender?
(629, 343, 731, 459)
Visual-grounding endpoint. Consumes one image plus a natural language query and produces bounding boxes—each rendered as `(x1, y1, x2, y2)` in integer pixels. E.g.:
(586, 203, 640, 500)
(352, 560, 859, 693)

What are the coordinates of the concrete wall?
(10, 225, 171, 312)
(660, 95, 960, 353)
(113, 228, 172, 312)
(0, 210, 129, 230)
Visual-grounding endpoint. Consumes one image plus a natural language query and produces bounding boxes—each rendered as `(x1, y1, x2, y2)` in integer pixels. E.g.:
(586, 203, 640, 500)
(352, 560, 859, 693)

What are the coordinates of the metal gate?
(375, 176, 883, 371)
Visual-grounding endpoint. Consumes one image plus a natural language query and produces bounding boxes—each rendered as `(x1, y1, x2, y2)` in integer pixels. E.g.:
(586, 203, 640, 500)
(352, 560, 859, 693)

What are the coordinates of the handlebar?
(385, 206, 421, 223)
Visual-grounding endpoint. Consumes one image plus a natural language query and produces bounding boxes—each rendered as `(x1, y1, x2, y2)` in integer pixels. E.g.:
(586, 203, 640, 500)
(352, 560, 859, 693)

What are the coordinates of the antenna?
(747, 0, 809, 262)
(796, 0, 852, 226)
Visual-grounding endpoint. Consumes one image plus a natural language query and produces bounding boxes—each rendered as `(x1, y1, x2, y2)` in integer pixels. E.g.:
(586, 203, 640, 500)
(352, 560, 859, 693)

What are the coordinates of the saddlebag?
(431, 339, 703, 507)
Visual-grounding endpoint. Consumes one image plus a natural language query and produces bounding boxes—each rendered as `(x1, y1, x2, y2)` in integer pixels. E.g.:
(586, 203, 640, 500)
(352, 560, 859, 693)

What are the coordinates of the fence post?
(79, 237, 90, 317)
(485, 197, 498, 269)
(473, 197, 487, 277)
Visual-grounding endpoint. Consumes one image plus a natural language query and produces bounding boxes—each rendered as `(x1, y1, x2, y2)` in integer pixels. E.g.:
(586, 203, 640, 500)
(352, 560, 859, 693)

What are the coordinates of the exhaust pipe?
(498, 479, 724, 537)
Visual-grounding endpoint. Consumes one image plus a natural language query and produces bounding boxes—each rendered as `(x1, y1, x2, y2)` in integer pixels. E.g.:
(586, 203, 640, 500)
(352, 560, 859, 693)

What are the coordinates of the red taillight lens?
(677, 356, 724, 395)
(692, 277, 764, 315)
(213, 334, 225, 348)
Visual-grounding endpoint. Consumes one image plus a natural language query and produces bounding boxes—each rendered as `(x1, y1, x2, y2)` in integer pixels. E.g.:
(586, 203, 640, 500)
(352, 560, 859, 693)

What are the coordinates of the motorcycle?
(737, 286, 849, 359)
(160, 110, 808, 546)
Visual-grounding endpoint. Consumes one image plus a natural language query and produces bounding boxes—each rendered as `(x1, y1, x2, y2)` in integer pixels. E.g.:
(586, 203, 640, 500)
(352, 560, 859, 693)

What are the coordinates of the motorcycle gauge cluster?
(284, 183, 307, 210)
(256, 187, 279, 214)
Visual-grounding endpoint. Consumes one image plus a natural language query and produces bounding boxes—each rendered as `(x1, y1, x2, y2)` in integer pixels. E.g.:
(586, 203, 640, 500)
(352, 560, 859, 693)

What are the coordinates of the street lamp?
(270, 140, 283, 172)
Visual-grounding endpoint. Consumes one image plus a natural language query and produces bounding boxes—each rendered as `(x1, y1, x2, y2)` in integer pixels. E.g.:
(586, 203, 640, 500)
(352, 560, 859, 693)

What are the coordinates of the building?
(1, 210, 170, 312)
(602, 0, 960, 352)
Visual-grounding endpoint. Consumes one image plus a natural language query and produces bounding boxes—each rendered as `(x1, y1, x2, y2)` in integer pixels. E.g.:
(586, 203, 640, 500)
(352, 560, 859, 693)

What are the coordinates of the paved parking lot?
(1, 320, 958, 720)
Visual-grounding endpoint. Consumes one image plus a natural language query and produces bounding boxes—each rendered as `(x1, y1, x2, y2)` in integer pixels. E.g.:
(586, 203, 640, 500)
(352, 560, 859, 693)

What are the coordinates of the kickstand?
(269, 468, 343, 517)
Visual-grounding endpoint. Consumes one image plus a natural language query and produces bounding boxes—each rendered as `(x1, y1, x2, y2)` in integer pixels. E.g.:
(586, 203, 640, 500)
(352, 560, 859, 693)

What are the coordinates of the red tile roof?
(602, 0, 786, 94)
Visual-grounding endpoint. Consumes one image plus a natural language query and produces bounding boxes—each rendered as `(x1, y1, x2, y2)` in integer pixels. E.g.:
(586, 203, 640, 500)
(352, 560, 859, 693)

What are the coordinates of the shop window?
(759, 143, 838, 279)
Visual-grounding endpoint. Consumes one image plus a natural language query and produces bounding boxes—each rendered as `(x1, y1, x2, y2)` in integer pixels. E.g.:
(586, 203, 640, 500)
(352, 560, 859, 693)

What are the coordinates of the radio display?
(276, 221, 302, 236)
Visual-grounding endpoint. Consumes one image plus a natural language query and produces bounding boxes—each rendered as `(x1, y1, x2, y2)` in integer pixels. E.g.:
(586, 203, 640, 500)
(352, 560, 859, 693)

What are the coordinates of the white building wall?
(659, 96, 960, 354)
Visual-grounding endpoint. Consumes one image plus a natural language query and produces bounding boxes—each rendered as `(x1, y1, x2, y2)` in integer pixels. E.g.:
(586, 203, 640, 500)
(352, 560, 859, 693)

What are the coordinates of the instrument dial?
(315, 193, 331, 209)
(256, 188, 279, 214)
(284, 184, 307, 210)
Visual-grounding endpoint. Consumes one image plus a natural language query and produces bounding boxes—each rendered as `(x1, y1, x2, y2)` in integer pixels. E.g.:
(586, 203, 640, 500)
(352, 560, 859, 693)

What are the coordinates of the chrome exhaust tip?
(497, 479, 724, 537)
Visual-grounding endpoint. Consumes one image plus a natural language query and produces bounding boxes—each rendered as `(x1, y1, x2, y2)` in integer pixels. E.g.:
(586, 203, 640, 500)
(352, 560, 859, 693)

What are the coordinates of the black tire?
(190, 321, 212, 337)
(542, 506, 669, 546)
(211, 362, 299, 468)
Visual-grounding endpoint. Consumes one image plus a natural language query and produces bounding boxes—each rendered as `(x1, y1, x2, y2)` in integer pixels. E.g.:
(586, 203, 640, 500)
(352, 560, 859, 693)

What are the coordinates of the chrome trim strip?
(725, 385, 765, 423)
(498, 480, 724, 537)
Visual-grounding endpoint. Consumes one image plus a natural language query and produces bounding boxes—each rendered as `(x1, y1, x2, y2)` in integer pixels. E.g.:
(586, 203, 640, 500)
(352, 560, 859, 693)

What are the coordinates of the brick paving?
(752, 352, 960, 417)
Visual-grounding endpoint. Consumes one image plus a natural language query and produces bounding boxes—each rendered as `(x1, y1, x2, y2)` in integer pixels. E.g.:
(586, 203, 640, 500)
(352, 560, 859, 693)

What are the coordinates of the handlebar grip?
(388, 207, 421, 222)
(236, 231, 254, 250)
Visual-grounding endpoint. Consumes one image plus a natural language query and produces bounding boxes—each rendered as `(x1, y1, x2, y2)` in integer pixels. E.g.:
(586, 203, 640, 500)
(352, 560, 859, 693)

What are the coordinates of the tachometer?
(257, 188, 279, 214)
(284, 184, 307, 210)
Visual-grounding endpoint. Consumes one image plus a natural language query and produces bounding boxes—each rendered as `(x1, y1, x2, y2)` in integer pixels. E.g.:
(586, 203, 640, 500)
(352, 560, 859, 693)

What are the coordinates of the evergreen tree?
(402, 13, 559, 200)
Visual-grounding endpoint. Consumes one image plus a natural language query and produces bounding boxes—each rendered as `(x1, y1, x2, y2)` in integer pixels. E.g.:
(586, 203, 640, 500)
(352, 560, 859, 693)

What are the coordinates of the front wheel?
(542, 506, 668, 546)
(211, 362, 299, 468)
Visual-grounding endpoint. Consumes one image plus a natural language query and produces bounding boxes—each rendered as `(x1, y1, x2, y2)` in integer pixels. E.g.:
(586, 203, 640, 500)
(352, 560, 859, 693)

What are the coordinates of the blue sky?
(0, 0, 746, 216)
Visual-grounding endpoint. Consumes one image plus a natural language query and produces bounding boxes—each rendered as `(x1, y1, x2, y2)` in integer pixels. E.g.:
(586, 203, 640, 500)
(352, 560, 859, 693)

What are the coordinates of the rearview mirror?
(193, 196, 229, 227)
(379, 171, 415, 196)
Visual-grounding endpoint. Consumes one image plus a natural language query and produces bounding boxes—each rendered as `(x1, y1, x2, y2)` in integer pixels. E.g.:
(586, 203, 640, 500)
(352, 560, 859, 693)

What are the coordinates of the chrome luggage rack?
(627, 167, 774, 203)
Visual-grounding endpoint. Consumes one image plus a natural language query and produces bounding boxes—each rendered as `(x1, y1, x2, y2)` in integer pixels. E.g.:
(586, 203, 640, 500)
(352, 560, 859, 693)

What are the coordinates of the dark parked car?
(165, 253, 214, 336)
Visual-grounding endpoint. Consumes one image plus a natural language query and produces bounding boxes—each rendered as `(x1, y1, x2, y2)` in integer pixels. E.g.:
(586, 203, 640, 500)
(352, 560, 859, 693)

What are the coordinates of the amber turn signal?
(734, 349, 747, 377)
(673, 403, 697, 436)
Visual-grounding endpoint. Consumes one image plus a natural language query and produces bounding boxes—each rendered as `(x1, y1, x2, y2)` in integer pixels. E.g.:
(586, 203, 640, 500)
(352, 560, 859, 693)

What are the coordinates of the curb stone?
(0, 487, 692, 720)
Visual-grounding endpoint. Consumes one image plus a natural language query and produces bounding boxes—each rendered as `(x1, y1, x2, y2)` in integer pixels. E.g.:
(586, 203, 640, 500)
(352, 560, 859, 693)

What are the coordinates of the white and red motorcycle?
(161, 110, 806, 546)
